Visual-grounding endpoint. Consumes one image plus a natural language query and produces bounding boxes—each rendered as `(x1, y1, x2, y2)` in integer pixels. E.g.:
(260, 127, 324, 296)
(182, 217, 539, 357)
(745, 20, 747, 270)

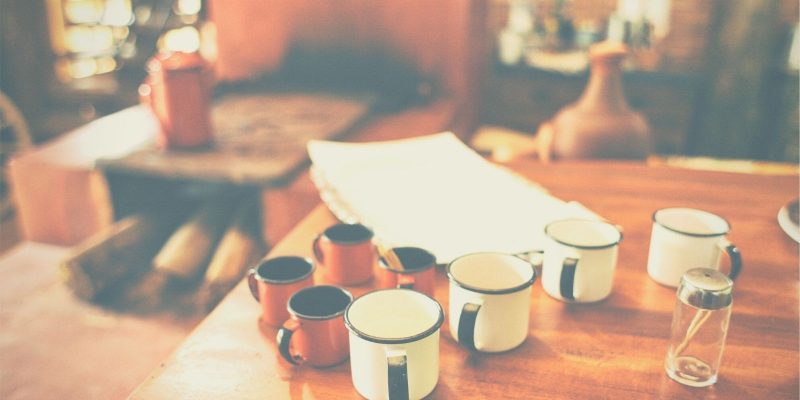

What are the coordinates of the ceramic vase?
(537, 42, 651, 161)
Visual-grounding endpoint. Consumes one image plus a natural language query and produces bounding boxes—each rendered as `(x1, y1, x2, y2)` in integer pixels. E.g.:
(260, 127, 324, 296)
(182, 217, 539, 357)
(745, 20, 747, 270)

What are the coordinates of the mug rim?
(652, 207, 731, 238)
(446, 252, 536, 295)
(544, 218, 622, 250)
(377, 246, 437, 274)
(287, 285, 353, 321)
(344, 288, 444, 345)
(323, 223, 374, 245)
(253, 256, 316, 285)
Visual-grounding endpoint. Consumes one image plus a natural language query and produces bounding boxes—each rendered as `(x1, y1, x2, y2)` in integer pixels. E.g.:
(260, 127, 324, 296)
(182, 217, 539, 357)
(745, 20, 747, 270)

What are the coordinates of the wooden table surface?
(130, 160, 799, 399)
(97, 94, 373, 187)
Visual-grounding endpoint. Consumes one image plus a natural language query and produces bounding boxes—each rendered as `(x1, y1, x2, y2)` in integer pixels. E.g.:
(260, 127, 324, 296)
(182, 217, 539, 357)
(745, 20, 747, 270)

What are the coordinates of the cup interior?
(447, 253, 534, 293)
(289, 285, 352, 320)
(380, 247, 436, 272)
(654, 208, 730, 237)
(256, 256, 314, 283)
(325, 223, 373, 244)
(545, 219, 621, 249)
(345, 289, 443, 342)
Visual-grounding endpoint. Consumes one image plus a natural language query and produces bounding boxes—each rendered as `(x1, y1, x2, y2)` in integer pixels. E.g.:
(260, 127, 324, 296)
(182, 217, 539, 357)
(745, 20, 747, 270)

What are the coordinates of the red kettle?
(139, 51, 214, 149)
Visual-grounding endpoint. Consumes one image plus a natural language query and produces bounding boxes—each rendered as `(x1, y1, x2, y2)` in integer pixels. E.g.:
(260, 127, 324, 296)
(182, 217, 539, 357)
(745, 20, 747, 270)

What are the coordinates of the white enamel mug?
(447, 252, 536, 352)
(540, 219, 622, 303)
(344, 289, 444, 400)
(647, 208, 742, 287)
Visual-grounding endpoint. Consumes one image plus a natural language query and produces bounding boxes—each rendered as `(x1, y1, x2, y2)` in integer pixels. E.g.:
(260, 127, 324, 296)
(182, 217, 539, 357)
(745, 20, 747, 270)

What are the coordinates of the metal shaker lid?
(677, 268, 733, 310)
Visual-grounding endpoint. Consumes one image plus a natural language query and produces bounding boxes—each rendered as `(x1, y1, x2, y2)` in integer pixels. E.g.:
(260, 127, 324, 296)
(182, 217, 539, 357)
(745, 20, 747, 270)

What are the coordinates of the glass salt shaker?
(665, 268, 733, 387)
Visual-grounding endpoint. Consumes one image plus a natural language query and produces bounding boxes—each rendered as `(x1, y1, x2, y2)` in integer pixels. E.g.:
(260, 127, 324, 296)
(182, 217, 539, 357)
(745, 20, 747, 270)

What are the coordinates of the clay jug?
(537, 42, 651, 161)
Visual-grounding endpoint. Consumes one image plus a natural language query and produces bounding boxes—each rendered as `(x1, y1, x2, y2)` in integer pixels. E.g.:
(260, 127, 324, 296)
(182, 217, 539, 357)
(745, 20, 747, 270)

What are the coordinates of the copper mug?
(312, 223, 376, 285)
(276, 285, 353, 367)
(139, 51, 214, 149)
(376, 246, 437, 297)
(248, 256, 315, 327)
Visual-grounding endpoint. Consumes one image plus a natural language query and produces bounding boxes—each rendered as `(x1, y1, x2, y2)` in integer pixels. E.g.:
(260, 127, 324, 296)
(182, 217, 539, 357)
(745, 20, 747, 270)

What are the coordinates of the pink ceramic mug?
(312, 223, 375, 285)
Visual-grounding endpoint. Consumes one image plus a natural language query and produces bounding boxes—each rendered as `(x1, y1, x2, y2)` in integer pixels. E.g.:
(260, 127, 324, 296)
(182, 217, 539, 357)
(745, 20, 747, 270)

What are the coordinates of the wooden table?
(129, 160, 799, 399)
(97, 93, 374, 187)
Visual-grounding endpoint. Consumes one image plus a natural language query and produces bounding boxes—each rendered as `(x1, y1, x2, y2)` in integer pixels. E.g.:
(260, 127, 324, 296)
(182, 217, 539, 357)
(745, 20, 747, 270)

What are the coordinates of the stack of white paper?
(308, 132, 599, 263)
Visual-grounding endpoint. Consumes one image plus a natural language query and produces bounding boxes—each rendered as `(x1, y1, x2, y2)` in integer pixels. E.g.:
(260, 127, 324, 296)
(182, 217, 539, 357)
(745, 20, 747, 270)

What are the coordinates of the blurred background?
(0, 1, 797, 399)
(2, 0, 797, 161)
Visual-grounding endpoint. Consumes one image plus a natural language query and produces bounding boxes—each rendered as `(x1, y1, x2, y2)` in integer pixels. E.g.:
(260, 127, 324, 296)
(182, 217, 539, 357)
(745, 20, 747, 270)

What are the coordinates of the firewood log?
(60, 212, 179, 300)
(195, 194, 266, 311)
(152, 195, 235, 279)
(126, 194, 236, 309)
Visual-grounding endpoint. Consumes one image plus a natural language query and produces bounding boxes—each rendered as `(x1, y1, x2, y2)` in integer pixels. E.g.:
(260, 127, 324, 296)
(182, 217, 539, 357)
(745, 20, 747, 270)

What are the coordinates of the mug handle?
(312, 234, 325, 265)
(386, 348, 409, 400)
(559, 257, 579, 301)
(457, 302, 482, 351)
(718, 239, 743, 281)
(276, 319, 303, 365)
(515, 250, 544, 276)
(247, 268, 259, 301)
(397, 274, 415, 290)
(514, 249, 544, 266)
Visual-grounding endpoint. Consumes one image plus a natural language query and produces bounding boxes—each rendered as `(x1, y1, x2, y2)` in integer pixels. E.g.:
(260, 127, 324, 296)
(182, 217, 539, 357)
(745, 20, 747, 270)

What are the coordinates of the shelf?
(492, 59, 700, 87)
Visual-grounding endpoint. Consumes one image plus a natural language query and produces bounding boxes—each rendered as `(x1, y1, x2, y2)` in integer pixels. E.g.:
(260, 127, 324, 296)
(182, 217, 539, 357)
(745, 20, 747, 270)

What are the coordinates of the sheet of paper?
(308, 132, 600, 263)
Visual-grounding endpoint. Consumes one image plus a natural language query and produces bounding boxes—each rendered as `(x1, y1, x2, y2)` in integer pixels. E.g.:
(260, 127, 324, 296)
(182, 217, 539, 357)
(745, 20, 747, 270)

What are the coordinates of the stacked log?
(61, 191, 266, 314)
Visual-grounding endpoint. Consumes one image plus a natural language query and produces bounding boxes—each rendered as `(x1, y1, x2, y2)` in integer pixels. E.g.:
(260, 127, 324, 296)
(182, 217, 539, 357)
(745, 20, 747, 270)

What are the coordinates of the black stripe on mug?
(559, 257, 578, 301)
(457, 302, 481, 351)
(387, 349, 409, 400)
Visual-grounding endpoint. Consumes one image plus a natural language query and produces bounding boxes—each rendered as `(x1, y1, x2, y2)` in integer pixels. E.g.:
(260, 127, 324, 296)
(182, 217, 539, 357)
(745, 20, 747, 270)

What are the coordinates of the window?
(47, 0, 206, 84)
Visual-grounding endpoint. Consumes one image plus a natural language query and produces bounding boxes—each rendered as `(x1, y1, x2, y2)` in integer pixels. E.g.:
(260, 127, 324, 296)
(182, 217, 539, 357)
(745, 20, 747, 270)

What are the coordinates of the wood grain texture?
(130, 160, 798, 399)
(60, 213, 177, 300)
(99, 93, 374, 186)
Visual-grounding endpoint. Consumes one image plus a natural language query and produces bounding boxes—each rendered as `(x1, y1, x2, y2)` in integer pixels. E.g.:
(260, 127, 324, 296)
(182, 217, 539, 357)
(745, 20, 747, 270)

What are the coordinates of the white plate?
(777, 199, 800, 243)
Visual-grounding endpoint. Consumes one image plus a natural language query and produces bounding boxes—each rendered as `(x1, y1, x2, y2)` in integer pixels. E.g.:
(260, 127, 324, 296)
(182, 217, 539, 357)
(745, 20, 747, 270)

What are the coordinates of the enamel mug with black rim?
(247, 256, 315, 327)
(344, 289, 444, 400)
(376, 247, 437, 297)
(647, 208, 742, 287)
(540, 219, 622, 303)
(312, 223, 376, 285)
(447, 252, 536, 353)
(275, 285, 352, 368)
